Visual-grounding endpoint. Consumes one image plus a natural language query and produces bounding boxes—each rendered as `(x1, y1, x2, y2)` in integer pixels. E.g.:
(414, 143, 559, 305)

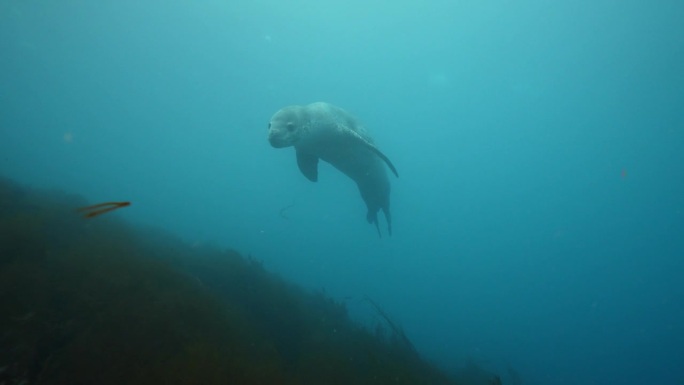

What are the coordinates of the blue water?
(2, 1, 683, 384)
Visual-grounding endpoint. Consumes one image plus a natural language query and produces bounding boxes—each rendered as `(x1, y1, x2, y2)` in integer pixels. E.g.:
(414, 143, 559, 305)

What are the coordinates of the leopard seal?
(268, 102, 398, 237)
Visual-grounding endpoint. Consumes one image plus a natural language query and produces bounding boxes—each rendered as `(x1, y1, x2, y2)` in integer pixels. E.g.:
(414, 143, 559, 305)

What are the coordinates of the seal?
(268, 102, 398, 236)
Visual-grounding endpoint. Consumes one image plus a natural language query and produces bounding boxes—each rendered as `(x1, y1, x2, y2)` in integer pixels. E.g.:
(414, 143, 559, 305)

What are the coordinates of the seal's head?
(267, 106, 306, 148)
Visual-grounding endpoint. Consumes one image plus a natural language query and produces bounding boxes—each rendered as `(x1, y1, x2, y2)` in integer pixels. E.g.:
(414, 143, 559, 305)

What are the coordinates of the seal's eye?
(268, 122, 271, 130)
(286, 122, 295, 132)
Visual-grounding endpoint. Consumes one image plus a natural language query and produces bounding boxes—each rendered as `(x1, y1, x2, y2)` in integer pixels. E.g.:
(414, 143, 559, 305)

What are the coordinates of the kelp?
(76, 201, 131, 218)
(0, 176, 459, 385)
(365, 296, 419, 357)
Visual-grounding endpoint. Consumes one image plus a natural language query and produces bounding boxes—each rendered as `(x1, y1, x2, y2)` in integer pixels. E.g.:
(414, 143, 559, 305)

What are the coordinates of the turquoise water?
(1, 1, 683, 384)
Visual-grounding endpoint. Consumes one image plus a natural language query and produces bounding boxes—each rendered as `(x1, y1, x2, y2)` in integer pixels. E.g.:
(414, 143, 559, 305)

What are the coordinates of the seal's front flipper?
(296, 150, 319, 182)
(374, 147, 399, 178)
(345, 129, 399, 178)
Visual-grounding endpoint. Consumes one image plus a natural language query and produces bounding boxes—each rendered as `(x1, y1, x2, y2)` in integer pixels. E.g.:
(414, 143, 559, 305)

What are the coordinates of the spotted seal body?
(268, 102, 398, 236)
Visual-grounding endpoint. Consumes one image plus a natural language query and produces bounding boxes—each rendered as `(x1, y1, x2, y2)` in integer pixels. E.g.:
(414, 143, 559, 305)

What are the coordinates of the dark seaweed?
(0, 176, 495, 385)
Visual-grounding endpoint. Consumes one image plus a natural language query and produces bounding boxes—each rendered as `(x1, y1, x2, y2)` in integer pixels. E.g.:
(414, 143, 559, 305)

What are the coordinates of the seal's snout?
(268, 131, 286, 148)
(267, 121, 279, 147)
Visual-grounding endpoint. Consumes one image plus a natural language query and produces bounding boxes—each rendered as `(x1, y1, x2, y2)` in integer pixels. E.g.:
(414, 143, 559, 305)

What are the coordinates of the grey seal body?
(268, 102, 398, 236)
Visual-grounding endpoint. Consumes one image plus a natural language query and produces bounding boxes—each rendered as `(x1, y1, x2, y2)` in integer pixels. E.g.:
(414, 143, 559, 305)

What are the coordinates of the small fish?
(77, 201, 131, 218)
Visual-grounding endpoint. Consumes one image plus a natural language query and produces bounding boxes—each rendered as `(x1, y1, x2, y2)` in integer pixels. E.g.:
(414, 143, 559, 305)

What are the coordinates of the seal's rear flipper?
(382, 206, 392, 236)
(296, 150, 319, 182)
(367, 210, 382, 238)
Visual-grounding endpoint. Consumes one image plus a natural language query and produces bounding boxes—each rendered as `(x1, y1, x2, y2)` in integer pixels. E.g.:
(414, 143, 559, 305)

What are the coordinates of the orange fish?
(77, 201, 131, 218)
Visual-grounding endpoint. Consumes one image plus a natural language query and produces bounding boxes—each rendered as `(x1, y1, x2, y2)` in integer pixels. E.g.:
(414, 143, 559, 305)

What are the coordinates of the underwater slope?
(0, 176, 459, 385)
